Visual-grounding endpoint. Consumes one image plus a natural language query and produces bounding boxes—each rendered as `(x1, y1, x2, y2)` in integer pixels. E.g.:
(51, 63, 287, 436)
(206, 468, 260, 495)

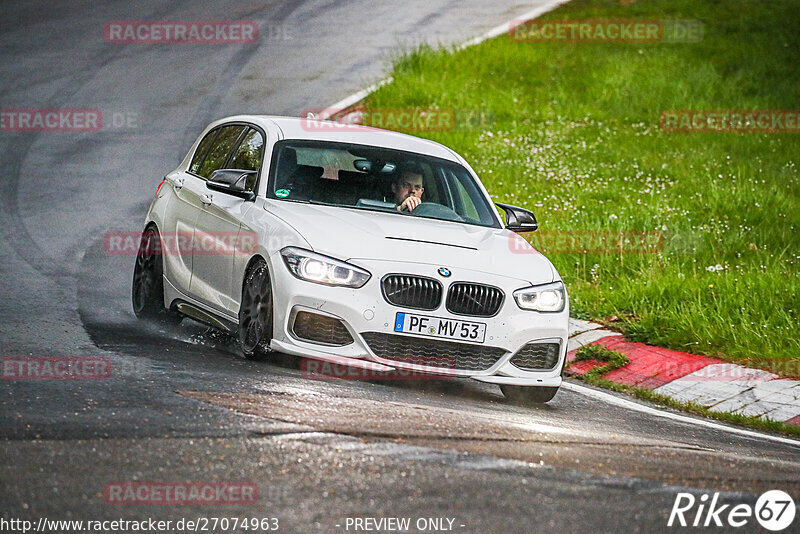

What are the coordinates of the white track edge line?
(457, 0, 574, 49)
(323, 0, 569, 116)
(563, 382, 800, 447)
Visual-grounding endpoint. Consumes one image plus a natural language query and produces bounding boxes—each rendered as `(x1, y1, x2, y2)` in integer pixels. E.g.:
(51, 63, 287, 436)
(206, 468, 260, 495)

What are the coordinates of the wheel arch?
(239, 253, 273, 304)
(243, 253, 269, 279)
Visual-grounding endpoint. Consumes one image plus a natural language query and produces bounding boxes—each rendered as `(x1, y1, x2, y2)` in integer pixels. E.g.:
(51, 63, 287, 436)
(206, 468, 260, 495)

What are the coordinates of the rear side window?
(189, 129, 220, 175)
(193, 125, 247, 179)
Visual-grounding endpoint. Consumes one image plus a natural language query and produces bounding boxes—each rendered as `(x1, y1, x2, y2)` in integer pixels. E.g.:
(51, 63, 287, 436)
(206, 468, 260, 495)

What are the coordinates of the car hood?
(264, 201, 555, 285)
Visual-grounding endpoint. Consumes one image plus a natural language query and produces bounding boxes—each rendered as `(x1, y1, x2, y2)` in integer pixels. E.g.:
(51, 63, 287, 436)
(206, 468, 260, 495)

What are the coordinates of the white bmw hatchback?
(133, 115, 569, 403)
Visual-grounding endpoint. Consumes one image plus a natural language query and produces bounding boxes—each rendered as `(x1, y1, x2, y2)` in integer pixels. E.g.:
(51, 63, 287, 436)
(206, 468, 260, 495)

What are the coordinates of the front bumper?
(268, 255, 568, 387)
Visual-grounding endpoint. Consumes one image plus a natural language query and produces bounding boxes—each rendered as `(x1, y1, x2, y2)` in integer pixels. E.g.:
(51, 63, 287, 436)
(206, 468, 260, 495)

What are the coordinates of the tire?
(500, 385, 558, 404)
(131, 227, 179, 323)
(238, 260, 274, 360)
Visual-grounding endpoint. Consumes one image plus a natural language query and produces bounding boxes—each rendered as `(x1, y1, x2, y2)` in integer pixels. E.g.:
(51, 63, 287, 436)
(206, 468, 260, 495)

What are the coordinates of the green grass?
(364, 0, 800, 374)
(574, 344, 630, 379)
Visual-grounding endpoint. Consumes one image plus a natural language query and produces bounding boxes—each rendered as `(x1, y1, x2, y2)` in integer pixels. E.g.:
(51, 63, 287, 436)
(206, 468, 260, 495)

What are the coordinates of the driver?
(392, 163, 425, 212)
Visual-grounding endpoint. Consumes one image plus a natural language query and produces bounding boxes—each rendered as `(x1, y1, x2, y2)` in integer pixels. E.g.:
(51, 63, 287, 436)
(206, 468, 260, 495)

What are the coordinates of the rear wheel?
(500, 385, 558, 404)
(131, 227, 178, 323)
(238, 260, 274, 360)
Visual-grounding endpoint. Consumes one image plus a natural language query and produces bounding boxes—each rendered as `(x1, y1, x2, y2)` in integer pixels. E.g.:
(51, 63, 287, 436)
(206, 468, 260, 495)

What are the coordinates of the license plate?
(393, 312, 486, 343)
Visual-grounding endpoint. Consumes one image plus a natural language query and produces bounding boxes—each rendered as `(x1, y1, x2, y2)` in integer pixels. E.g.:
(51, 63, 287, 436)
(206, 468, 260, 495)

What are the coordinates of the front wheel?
(500, 385, 558, 404)
(238, 260, 274, 360)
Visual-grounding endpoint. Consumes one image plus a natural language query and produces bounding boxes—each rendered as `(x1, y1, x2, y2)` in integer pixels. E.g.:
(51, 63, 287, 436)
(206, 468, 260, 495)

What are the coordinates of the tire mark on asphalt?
(177, 0, 322, 151)
(180, 389, 712, 450)
(0, 0, 313, 281)
(0, 1, 196, 279)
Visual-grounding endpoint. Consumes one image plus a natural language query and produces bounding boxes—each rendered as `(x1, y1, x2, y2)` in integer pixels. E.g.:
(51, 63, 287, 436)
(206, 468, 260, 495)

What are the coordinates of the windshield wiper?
(273, 197, 329, 206)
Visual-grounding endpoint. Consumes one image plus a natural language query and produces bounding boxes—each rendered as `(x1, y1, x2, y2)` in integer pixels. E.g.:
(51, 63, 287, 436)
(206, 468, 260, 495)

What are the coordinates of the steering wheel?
(409, 202, 464, 222)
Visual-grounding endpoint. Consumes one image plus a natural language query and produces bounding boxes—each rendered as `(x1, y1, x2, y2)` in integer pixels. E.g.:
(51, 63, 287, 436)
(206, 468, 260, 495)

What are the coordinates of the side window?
(195, 125, 247, 179)
(189, 129, 220, 175)
(229, 128, 265, 191)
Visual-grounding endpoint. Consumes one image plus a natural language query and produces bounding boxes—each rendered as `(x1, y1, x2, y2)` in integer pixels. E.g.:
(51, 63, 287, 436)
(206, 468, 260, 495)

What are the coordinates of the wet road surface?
(1, 1, 798, 532)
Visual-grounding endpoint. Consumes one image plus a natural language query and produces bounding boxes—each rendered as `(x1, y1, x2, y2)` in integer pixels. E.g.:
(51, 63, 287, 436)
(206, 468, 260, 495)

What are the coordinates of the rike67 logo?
(668, 490, 796, 531)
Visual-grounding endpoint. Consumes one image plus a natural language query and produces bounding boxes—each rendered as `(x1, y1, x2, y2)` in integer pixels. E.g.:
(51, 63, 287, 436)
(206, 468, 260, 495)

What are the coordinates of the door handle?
(201, 193, 213, 205)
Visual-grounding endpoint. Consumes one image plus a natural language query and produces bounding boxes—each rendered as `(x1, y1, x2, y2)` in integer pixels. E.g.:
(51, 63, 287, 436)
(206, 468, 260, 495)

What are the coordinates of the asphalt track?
(1, 1, 798, 532)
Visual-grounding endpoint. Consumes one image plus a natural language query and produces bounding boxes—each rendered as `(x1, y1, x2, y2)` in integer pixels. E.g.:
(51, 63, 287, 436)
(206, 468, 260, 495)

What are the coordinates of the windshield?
(267, 140, 501, 228)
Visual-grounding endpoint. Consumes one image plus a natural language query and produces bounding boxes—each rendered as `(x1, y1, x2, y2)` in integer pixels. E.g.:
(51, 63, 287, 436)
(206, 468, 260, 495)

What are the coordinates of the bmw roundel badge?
(438, 267, 451, 277)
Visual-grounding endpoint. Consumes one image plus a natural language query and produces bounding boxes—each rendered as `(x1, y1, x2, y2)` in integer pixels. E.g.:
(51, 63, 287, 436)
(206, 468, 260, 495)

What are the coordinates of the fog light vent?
(509, 342, 560, 371)
(292, 311, 354, 346)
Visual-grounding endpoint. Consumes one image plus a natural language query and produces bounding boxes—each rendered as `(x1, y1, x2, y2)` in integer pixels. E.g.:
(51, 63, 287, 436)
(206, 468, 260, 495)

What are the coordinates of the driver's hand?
(398, 195, 421, 212)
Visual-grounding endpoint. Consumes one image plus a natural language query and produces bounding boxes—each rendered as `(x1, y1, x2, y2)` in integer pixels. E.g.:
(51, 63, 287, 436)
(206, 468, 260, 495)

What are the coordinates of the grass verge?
(363, 0, 800, 375)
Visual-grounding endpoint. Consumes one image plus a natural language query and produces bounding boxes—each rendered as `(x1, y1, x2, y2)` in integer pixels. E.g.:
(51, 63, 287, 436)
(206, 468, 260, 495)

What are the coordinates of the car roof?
(210, 115, 462, 162)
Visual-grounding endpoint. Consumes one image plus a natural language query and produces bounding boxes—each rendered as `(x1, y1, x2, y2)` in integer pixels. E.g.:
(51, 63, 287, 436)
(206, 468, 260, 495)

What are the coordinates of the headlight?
(513, 281, 566, 312)
(280, 247, 371, 288)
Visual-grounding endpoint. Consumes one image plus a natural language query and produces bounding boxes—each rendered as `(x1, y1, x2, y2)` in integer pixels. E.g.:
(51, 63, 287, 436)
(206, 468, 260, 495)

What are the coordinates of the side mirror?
(496, 203, 538, 232)
(206, 169, 257, 201)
